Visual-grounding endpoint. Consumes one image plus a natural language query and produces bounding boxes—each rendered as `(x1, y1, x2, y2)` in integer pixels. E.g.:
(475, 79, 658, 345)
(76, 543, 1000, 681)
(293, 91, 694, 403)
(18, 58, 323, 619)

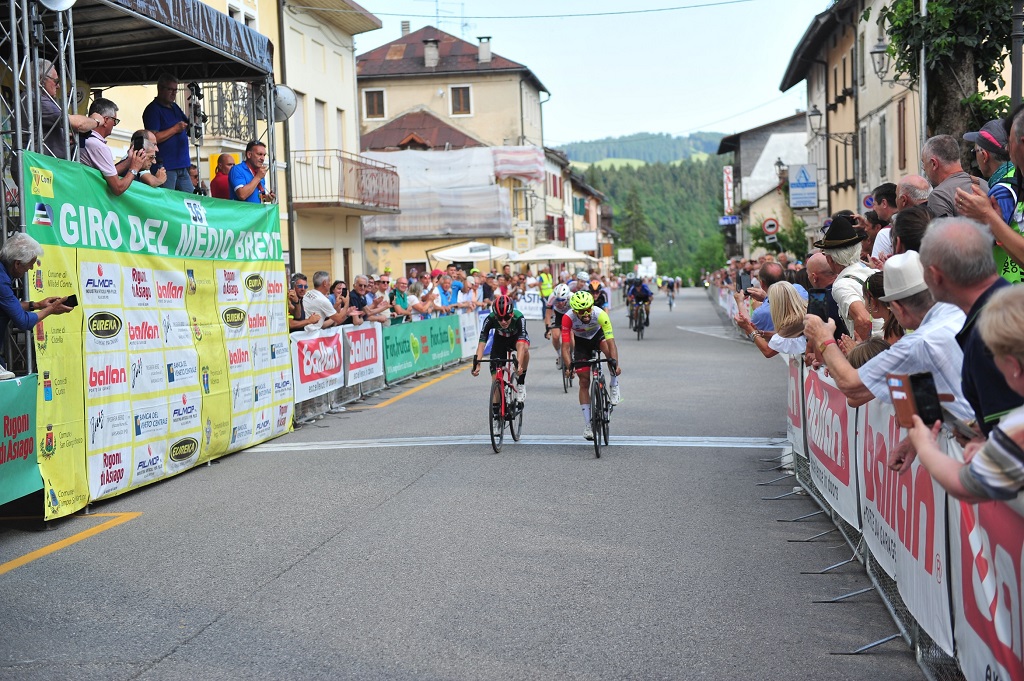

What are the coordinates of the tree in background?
(746, 217, 809, 260)
(873, 0, 1012, 138)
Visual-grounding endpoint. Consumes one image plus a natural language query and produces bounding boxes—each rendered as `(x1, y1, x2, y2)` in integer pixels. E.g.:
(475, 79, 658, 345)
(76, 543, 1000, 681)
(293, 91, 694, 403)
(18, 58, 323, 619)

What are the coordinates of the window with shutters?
(879, 114, 887, 177)
(364, 89, 385, 119)
(897, 99, 907, 170)
(450, 85, 472, 116)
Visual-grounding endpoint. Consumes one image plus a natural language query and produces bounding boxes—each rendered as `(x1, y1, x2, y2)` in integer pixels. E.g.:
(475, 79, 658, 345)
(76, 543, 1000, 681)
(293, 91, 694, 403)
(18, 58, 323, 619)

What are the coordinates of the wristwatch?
(130, 169, 140, 176)
(27, 301, 35, 311)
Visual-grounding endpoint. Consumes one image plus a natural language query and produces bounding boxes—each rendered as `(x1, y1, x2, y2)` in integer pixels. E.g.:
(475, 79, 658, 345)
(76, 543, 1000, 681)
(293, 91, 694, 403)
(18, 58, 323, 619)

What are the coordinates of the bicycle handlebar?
(571, 357, 618, 371)
(473, 355, 519, 371)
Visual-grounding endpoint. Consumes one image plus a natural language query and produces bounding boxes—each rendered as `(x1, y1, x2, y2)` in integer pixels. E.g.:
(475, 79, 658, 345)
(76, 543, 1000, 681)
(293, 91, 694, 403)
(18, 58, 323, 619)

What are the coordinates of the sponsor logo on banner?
(33, 202, 54, 227)
(168, 437, 199, 462)
(253, 379, 271, 406)
(222, 307, 246, 328)
(227, 341, 250, 373)
(275, 404, 290, 431)
(273, 371, 292, 399)
(219, 269, 242, 301)
(134, 445, 162, 477)
(30, 167, 54, 197)
(127, 267, 154, 305)
(83, 263, 118, 300)
(298, 334, 342, 384)
(267, 278, 284, 298)
(348, 326, 378, 370)
(87, 361, 127, 399)
(254, 409, 272, 439)
(166, 358, 198, 385)
(958, 501, 1024, 676)
(247, 310, 268, 333)
(134, 407, 168, 438)
(155, 273, 185, 305)
(245, 274, 265, 294)
(804, 373, 851, 485)
(88, 311, 122, 339)
(787, 359, 802, 430)
(96, 450, 126, 489)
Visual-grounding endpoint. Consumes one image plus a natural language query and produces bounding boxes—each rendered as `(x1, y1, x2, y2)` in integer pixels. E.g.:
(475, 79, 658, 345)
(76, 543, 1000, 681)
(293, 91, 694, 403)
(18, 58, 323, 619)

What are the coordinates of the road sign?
(762, 218, 779, 235)
(788, 164, 818, 209)
(862, 195, 875, 209)
(765, 234, 778, 244)
(719, 215, 740, 226)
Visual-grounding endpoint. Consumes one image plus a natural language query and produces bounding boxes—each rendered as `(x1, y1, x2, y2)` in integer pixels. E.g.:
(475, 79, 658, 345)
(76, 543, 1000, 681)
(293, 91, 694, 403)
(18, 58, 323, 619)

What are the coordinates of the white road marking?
(676, 325, 747, 342)
(248, 435, 789, 453)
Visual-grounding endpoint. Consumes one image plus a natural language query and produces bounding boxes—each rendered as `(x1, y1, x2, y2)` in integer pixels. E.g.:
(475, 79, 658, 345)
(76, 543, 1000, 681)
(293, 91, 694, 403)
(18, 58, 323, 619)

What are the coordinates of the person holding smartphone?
(0, 234, 73, 379)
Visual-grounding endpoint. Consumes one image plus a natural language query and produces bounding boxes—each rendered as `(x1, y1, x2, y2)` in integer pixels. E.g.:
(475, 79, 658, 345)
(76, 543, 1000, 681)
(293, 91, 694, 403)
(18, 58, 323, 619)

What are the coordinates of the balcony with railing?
(290, 149, 400, 215)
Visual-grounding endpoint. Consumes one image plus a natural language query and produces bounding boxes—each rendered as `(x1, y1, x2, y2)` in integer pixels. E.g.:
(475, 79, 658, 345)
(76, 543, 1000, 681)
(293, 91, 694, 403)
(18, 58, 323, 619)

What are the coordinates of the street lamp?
(869, 37, 914, 88)
(806, 104, 856, 144)
(807, 105, 823, 135)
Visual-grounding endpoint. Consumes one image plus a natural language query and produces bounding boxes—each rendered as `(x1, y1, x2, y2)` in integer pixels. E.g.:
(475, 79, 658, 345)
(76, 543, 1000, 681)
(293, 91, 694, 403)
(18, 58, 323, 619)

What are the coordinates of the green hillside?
(584, 157, 729, 281)
(558, 132, 724, 165)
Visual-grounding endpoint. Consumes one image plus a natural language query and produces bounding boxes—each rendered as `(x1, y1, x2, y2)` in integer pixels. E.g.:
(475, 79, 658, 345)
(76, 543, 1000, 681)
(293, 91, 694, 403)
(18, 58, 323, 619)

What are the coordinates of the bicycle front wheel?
(489, 379, 504, 453)
(508, 380, 523, 442)
(636, 309, 644, 340)
(590, 377, 603, 458)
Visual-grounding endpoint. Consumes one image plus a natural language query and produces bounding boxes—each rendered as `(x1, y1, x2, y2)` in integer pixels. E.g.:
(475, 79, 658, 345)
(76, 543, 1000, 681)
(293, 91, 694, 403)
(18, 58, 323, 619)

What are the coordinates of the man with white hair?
(79, 97, 146, 196)
(0, 234, 72, 378)
(813, 215, 880, 341)
(921, 135, 987, 218)
(302, 270, 351, 331)
(32, 59, 103, 159)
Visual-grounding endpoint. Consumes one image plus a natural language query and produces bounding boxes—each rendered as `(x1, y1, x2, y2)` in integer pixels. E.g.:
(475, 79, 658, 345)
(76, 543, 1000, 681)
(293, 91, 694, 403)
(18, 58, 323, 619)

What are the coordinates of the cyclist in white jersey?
(543, 283, 572, 367)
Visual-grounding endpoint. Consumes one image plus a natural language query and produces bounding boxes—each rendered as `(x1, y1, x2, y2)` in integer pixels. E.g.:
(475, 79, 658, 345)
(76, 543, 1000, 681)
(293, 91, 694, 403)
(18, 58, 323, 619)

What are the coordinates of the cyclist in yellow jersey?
(561, 290, 622, 440)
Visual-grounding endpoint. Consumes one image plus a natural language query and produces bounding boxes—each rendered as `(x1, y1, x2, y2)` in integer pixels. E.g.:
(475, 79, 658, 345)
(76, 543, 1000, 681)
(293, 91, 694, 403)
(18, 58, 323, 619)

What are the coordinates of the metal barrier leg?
(813, 587, 874, 604)
(801, 551, 857, 574)
(787, 528, 839, 543)
(756, 472, 795, 486)
(778, 509, 826, 522)
(830, 633, 901, 655)
(761, 486, 807, 500)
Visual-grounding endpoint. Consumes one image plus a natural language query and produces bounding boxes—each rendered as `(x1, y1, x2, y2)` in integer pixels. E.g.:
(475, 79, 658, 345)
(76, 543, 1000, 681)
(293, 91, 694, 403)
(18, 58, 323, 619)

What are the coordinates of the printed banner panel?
(0, 375, 40, 505)
(514, 290, 544, 320)
(786, 357, 805, 459)
(24, 151, 290, 518)
(290, 327, 344, 401)
(343, 323, 383, 386)
(894, 432, 954, 656)
(458, 311, 478, 360)
(382, 316, 462, 382)
(858, 401, 903, 578)
(803, 368, 861, 529)
(949, 444, 1024, 681)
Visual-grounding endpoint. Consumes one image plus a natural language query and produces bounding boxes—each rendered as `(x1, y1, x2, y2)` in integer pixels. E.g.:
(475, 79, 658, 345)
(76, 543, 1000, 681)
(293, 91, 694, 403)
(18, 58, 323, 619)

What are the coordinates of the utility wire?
(286, 0, 755, 20)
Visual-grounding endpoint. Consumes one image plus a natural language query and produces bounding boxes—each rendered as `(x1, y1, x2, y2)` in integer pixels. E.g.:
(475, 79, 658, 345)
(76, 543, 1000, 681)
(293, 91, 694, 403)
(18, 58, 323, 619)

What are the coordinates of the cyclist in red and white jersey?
(561, 290, 622, 440)
(543, 283, 572, 366)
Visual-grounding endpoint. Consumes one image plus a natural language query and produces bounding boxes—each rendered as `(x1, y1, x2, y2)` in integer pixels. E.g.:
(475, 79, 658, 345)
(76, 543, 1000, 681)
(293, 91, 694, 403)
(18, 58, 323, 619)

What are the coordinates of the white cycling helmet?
(576, 270, 589, 281)
(553, 283, 571, 300)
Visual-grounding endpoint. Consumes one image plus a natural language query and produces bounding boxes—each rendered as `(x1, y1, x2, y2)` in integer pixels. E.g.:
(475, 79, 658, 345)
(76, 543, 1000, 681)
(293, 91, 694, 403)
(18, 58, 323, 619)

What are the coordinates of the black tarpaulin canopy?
(64, 0, 274, 86)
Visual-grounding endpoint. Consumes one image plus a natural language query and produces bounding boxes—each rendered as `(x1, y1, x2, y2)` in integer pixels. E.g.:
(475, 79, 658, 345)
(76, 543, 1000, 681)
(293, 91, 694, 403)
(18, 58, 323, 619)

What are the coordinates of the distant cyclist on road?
(664, 275, 676, 306)
(472, 295, 530, 403)
(562, 291, 622, 440)
(628, 277, 653, 326)
(543, 283, 573, 368)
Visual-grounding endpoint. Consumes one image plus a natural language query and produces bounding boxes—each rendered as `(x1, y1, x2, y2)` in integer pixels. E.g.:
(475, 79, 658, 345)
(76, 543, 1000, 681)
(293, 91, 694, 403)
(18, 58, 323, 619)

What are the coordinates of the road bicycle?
(572, 353, 616, 458)
(546, 324, 574, 393)
(666, 289, 675, 310)
(631, 302, 647, 340)
(474, 353, 523, 453)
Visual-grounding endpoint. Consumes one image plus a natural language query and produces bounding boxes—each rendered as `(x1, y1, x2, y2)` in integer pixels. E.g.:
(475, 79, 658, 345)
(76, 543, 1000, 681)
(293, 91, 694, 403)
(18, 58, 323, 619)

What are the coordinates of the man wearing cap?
(814, 215, 880, 342)
(803, 251, 971, 421)
(921, 135, 988, 218)
(961, 118, 1022, 283)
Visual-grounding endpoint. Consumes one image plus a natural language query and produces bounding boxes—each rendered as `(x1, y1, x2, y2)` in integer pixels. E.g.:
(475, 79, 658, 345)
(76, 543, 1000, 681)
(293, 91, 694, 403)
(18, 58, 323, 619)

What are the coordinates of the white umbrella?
(432, 241, 519, 262)
(510, 244, 598, 263)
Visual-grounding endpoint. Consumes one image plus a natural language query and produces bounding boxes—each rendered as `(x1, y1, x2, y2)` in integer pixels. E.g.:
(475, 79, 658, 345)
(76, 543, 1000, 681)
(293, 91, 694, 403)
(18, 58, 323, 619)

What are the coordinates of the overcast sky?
(350, 0, 831, 145)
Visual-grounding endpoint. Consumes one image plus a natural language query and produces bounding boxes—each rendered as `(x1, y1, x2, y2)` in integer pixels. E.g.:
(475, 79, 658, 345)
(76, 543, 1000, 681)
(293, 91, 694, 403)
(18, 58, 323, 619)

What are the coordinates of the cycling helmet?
(553, 283, 571, 300)
(570, 290, 594, 311)
(493, 295, 514, 320)
(576, 270, 589, 281)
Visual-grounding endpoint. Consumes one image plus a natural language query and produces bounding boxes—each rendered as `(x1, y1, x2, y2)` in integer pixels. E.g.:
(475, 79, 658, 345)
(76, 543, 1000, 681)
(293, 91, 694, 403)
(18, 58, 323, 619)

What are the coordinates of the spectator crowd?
(711, 108, 1024, 504)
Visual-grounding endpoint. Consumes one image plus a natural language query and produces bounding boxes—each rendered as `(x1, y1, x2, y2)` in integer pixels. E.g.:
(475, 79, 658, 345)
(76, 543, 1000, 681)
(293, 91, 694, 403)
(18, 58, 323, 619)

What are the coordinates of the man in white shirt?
(803, 251, 972, 422)
(302, 270, 351, 331)
(814, 215, 881, 341)
(79, 97, 146, 196)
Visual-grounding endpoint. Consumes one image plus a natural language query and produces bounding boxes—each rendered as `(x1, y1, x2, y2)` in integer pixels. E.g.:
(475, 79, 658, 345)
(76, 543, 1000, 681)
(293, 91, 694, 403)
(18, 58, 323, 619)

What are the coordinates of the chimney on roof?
(477, 36, 491, 64)
(401, 21, 410, 36)
(423, 38, 439, 68)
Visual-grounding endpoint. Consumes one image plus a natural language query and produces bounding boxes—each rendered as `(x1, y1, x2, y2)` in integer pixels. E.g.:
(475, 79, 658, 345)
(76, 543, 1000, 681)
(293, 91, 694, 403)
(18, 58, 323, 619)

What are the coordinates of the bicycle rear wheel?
(590, 376, 603, 458)
(562, 364, 570, 393)
(600, 383, 611, 445)
(508, 379, 523, 442)
(489, 379, 504, 453)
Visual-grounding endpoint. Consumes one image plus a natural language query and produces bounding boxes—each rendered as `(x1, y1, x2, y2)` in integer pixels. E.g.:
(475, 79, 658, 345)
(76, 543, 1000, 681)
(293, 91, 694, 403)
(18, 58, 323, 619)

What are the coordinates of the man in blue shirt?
(142, 74, 192, 192)
(0, 234, 72, 376)
(229, 140, 275, 203)
(749, 261, 807, 333)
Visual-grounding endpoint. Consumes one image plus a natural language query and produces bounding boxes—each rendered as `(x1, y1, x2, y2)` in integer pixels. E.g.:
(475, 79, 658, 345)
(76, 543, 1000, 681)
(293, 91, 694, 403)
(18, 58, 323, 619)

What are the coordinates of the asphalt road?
(0, 288, 923, 680)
